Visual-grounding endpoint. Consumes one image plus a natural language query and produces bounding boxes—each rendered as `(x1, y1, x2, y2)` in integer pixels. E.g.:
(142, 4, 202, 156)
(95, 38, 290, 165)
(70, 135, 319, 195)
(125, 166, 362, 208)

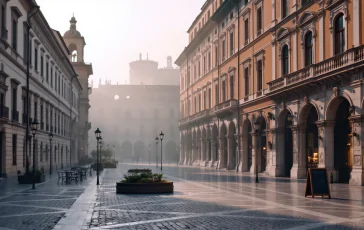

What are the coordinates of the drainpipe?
(25, 4, 40, 174)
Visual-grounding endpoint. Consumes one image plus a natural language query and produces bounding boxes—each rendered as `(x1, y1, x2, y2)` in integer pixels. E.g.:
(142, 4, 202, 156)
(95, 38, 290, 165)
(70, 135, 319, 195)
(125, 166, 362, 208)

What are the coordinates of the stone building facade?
(89, 57, 179, 162)
(176, 0, 364, 186)
(0, 0, 90, 177)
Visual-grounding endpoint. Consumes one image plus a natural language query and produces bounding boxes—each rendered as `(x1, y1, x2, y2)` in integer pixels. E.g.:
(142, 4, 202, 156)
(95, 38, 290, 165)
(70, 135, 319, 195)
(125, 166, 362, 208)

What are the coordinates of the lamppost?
(49, 132, 53, 175)
(94, 128, 102, 185)
(254, 121, 261, 183)
(31, 118, 39, 189)
(155, 136, 159, 168)
(159, 131, 164, 170)
(148, 144, 151, 165)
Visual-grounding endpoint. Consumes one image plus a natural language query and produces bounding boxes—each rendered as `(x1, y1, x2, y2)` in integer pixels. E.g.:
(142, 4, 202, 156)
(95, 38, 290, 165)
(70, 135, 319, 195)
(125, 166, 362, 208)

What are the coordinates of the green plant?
(121, 172, 167, 183)
(127, 168, 152, 173)
(152, 173, 164, 182)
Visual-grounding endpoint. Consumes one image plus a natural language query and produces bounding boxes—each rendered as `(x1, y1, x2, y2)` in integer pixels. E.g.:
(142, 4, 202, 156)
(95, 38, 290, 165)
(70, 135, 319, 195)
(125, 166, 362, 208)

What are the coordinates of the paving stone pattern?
(85, 165, 364, 230)
(0, 174, 94, 230)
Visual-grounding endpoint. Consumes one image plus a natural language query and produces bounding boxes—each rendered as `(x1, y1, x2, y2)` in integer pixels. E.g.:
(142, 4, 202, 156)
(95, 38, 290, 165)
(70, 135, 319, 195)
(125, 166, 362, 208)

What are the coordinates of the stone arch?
(299, 102, 320, 124)
(134, 141, 147, 161)
(277, 109, 293, 177)
(255, 115, 268, 172)
(277, 27, 290, 40)
(326, 94, 353, 121)
(211, 123, 218, 162)
(68, 43, 78, 62)
(298, 11, 315, 26)
(121, 140, 133, 159)
(164, 141, 177, 162)
(228, 121, 237, 170)
(242, 118, 253, 172)
(219, 122, 228, 169)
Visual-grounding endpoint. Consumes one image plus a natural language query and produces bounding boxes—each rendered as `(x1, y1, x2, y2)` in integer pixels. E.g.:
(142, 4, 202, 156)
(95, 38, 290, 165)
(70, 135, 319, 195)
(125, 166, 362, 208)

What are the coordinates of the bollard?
(330, 172, 334, 184)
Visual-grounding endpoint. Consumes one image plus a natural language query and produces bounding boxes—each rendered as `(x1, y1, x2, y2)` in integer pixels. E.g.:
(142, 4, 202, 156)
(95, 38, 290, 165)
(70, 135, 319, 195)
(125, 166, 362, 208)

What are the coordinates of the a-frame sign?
(305, 168, 331, 199)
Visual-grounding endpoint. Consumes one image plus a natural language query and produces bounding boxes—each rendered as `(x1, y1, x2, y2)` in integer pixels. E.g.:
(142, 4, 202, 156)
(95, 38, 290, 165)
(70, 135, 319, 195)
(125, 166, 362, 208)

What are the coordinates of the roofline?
(187, 0, 211, 33)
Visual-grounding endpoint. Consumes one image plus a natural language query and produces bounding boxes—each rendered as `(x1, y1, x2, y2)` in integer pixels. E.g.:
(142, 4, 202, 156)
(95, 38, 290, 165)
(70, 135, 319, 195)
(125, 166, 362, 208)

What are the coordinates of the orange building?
(176, 0, 364, 186)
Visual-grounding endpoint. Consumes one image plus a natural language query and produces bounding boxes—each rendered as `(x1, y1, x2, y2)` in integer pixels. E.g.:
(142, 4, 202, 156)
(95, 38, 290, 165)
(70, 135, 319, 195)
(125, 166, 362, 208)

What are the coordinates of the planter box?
(103, 163, 117, 168)
(116, 182, 173, 194)
(18, 174, 45, 184)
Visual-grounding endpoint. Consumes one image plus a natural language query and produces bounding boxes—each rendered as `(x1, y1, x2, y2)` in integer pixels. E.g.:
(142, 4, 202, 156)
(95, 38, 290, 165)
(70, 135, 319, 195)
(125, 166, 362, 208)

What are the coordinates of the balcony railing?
(268, 45, 364, 92)
(179, 117, 190, 126)
(214, 99, 238, 113)
(0, 106, 9, 119)
(189, 109, 212, 122)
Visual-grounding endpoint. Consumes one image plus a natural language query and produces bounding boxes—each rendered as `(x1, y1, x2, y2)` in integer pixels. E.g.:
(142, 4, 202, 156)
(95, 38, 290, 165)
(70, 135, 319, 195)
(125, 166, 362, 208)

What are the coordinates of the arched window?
(334, 14, 345, 55)
(305, 32, 313, 66)
(257, 60, 263, 91)
(282, 0, 289, 18)
(301, 0, 310, 6)
(281, 45, 289, 76)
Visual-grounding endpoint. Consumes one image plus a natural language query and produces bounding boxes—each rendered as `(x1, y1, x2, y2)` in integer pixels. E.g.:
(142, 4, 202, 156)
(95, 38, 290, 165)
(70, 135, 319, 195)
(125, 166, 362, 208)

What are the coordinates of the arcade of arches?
(180, 95, 364, 186)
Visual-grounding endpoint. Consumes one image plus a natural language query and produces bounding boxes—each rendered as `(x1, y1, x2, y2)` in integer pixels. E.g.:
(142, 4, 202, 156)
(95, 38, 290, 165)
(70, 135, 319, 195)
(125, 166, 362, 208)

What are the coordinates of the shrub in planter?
(91, 162, 104, 171)
(127, 168, 152, 173)
(18, 169, 45, 184)
(102, 159, 117, 168)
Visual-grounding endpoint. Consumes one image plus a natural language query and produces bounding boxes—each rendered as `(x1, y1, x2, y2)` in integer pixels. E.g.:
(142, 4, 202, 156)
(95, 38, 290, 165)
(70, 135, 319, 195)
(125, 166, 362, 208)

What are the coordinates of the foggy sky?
(38, 0, 205, 85)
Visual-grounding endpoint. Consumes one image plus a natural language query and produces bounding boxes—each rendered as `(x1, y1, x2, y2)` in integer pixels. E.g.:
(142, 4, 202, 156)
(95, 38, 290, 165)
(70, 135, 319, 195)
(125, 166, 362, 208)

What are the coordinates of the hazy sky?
(37, 0, 205, 85)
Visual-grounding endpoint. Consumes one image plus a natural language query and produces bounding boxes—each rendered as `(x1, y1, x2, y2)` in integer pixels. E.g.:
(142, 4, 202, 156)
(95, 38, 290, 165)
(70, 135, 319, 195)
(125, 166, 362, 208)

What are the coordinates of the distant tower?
(63, 15, 85, 63)
(167, 56, 172, 69)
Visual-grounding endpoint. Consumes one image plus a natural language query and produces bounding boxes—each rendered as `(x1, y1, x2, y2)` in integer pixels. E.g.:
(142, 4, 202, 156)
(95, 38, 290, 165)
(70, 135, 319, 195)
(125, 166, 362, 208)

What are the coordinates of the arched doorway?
(242, 119, 252, 172)
(278, 110, 293, 177)
(164, 141, 177, 163)
(255, 117, 267, 172)
(219, 123, 227, 169)
(212, 124, 218, 162)
(134, 141, 146, 162)
(206, 126, 212, 161)
(228, 122, 236, 170)
(121, 141, 133, 159)
(333, 99, 351, 183)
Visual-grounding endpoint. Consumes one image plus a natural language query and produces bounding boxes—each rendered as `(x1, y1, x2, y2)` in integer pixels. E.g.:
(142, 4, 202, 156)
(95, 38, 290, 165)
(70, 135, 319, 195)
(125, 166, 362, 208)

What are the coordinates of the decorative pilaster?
(350, 116, 363, 185)
(250, 132, 258, 174)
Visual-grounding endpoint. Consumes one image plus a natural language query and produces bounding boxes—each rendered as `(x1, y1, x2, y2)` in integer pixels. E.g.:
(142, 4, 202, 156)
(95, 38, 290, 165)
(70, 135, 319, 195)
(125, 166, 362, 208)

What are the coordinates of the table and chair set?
(57, 166, 92, 184)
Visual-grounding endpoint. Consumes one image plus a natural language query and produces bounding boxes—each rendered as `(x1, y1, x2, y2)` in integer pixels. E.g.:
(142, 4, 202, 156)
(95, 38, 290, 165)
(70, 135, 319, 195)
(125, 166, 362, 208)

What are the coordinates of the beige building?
(177, 0, 364, 186)
(89, 56, 179, 162)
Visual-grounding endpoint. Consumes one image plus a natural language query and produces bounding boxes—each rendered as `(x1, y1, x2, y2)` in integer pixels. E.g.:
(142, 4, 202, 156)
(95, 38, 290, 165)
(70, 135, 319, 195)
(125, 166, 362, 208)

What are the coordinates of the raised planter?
(103, 163, 117, 168)
(116, 182, 173, 194)
(18, 174, 45, 184)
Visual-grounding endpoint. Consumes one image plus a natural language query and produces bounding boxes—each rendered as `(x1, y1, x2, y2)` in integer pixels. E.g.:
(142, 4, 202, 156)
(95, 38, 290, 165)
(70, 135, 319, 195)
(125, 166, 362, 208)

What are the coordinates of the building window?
(203, 91, 206, 110)
(302, 0, 310, 6)
(208, 88, 211, 109)
(257, 60, 263, 91)
(198, 61, 201, 77)
(208, 52, 211, 70)
(23, 29, 27, 61)
(40, 104, 43, 129)
(41, 55, 44, 77)
(194, 97, 197, 113)
(34, 47, 38, 71)
(34, 101, 37, 120)
(215, 83, 219, 105)
(282, 0, 289, 18)
(281, 45, 289, 76)
(244, 19, 249, 45)
(1, 5, 6, 39)
(244, 67, 249, 96)
(257, 8, 262, 36)
(229, 32, 234, 56)
(222, 79, 226, 101)
(203, 56, 206, 74)
(11, 87, 17, 120)
(334, 14, 345, 55)
(198, 94, 201, 111)
(11, 19, 17, 51)
(12, 134, 17, 165)
(194, 65, 197, 81)
(215, 45, 218, 67)
(222, 39, 226, 60)
(305, 32, 313, 66)
(230, 75, 234, 99)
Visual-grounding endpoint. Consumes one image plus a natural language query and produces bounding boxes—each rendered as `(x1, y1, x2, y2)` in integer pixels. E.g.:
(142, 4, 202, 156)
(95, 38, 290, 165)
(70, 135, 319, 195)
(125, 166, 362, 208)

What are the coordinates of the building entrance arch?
(278, 109, 293, 177)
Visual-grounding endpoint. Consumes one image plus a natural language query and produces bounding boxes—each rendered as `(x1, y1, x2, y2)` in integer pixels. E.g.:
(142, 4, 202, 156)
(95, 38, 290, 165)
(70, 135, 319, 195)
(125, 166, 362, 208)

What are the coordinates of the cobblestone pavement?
(0, 172, 95, 230)
(83, 164, 364, 230)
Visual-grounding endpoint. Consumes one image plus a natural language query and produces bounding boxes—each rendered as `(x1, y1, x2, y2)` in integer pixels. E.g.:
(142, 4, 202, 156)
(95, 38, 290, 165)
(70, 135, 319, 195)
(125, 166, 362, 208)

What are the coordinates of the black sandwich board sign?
(305, 168, 331, 199)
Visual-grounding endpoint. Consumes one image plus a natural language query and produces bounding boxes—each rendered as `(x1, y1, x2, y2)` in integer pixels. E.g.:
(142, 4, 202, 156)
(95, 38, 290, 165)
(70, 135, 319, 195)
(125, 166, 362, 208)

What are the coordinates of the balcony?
(214, 99, 238, 117)
(0, 106, 9, 119)
(267, 45, 364, 93)
(189, 109, 212, 122)
(12, 110, 19, 122)
(179, 117, 190, 126)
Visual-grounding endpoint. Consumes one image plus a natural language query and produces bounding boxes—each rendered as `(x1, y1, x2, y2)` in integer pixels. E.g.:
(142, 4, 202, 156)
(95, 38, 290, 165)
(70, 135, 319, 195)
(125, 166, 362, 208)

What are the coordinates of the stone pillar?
(211, 140, 217, 167)
(206, 138, 211, 162)
(250, 132, 257, 174)
(317, 121, 335, 179)
(238, 135, 244, 172)
(350, 116, 363, 185)
(217, 136, 224, 169)
(227, 134, 235, 170)
(290, 125, 301, 178)
(190, 141, 195, 166)
(267, 128, 278, 176)
(200, 138, 206, 166)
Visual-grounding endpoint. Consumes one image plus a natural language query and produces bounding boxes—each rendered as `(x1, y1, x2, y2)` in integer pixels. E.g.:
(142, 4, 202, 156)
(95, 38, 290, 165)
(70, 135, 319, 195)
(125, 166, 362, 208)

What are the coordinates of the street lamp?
(94, 128, 101, 185)
(31, 118, 39, 189)
(155, 136, 159, 168)
(49, 132, 53, 175)
(254, 121, 261, 183)
(159, 131, 164, 170)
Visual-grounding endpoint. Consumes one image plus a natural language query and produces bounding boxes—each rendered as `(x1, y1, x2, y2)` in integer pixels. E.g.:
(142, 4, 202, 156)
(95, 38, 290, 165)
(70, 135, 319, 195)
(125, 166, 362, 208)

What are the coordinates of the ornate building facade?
(176, 0, 364, 186)
(0, 0, 91, 177)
